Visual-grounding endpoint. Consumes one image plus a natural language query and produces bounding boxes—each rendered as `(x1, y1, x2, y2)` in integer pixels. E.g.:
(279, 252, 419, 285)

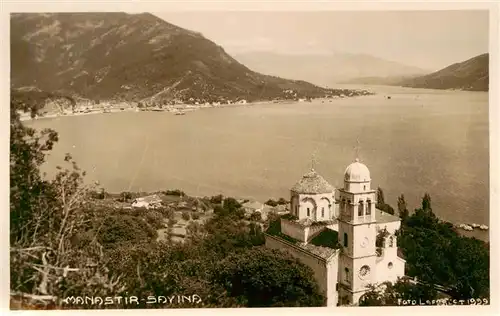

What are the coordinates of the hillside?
(233, 51, 429, 87)
(396, 53, 489, 91)
(11, 13, 355, 104)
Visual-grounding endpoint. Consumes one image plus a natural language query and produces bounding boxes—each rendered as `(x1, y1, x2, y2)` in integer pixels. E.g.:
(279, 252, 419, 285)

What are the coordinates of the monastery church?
(265, 158, 405, 306)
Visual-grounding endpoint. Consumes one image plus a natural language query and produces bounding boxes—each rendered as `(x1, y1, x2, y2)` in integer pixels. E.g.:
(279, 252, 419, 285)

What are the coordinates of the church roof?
(344, 158, 371, 182)
(375, 209, 401, 223)
(291, 169, 334, 194)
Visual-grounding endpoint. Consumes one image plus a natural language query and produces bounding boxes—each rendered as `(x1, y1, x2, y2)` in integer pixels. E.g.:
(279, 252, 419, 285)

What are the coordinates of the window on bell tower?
(321, 207, 324, 218)
(367, 200, 372, 215)
(358, 201, 364, 216)
(344, 232, 348, 247)
(307, 208, 310, 216)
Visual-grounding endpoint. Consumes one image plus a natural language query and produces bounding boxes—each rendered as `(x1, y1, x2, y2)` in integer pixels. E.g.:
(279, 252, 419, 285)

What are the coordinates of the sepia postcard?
(3, 0, 499, 315)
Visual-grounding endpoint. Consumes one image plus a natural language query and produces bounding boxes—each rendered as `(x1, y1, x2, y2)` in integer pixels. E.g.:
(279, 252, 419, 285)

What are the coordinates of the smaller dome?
(291, 169, 334, 194)
(344, 158, 371, 182)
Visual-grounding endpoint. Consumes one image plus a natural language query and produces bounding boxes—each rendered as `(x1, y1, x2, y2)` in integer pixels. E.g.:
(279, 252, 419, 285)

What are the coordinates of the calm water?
(29, 85, 490, 241)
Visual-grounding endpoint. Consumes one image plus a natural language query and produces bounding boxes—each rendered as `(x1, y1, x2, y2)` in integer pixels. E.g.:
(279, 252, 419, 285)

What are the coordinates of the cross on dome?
(311, 153, 317, 171)
(354, 138, 361, 161)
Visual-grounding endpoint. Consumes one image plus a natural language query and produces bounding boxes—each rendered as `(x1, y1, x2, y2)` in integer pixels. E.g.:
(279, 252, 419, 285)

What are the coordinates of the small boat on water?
(479, 225, 489, 230)
(175, 111, 186, 116)
(471, 223, 480, 228)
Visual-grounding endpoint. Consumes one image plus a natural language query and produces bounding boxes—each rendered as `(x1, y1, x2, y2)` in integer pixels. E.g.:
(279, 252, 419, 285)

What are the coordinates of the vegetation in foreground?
(10, 98, 325, 309)
(359, 191, 490, 305)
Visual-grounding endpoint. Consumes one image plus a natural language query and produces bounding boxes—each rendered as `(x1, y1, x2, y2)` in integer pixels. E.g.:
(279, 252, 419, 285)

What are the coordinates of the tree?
(377, 187, 385, 205)
(376, 187, 395, 215)
(422, 193, 432, 211)
(398, 196, 489, 301)
(211, 247, 325, 307)
(10, 99, 126, 307)
(397, 194, 409, 222)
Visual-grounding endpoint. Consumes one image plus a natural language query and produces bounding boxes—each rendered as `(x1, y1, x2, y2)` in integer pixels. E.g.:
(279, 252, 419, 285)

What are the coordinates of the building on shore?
(265, 158, 405, 306)
(131, 194, 163, 209)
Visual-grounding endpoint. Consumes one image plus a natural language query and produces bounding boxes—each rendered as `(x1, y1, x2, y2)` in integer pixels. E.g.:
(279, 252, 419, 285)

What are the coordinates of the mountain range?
(395, 53, 489, 91)
(233, 52, 430, 87)
(11, 13, 348, 104)
(295, 54, 489, 92)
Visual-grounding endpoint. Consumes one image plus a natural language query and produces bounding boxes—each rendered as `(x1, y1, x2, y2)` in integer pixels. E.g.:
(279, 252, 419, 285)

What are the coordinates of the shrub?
(210, 194, 224, 204)
(119, 191, 132, 202)
(145, 210, 165, 229)
(181, 212, 191, 221)
(265, 199, 278, 207)
(164, 189, 185, 197)
(98, 215, 157, 246)
(277, 198, 288, 205)
(192, 212, 201, 220)
(249, 212, 262, 222)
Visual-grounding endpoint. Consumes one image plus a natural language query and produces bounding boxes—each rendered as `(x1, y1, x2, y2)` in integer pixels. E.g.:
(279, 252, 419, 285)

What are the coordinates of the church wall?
(290, 193, 299, 217)
(375, 252, 404, 284)
(296, 193, 335, 221)
(352, 223, 377, 258)
(298, 195, 316, 219)
(316, 195, 333, 221)
(345, 181, 371, 194)
(351, 255, 377, 293)
(265, 234, 338, 306)
(326, 255, 339, 306)
(338, 254, 353, 296)
(281, 219, 306, 242)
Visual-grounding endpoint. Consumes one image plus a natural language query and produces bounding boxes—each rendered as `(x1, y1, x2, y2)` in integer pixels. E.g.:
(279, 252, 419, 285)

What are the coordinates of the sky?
(157, 10, 489, 71)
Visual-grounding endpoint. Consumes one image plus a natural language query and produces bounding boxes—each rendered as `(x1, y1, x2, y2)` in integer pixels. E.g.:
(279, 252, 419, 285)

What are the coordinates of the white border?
(1, 1, 499, 316)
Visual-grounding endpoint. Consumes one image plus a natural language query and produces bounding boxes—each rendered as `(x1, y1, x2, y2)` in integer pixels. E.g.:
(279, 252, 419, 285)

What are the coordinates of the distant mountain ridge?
(11, 13, 346, 103)
(233, 51, 430, 86)
(396, 53, 489, 91)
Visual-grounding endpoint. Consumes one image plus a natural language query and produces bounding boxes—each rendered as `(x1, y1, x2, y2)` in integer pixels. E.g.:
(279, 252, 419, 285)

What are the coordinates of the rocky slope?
(11, 13, 360, 104)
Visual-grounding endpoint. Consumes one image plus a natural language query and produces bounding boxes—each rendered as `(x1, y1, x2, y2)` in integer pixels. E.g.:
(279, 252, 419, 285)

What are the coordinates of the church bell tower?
(337, 158, 377, 305)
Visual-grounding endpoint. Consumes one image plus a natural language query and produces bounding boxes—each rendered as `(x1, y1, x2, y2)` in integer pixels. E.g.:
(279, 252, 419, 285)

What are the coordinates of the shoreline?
(19, 94, 371, 122)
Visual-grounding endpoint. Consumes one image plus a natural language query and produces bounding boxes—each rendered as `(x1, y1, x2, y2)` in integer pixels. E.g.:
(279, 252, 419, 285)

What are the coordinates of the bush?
(249, 212, 262, 222)
(192, 212, 201, 220)
(145, 210, 165, 229)
(181, 212, 191, 221)
(210, 194, 224, 204)
(277, 198, 288, 205)
(98, 215, 157, 246)
(164, 189, 185, 197)
(265, 199, 278, 207)
(119, 191, 132, 202)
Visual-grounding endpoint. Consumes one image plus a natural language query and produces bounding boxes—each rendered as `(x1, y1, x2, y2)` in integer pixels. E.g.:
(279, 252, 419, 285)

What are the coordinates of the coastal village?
(16, 87, 373, 121)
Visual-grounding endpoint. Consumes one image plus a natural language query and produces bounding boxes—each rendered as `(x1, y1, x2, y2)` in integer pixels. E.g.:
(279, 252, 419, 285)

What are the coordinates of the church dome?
(344, 158, 371, 182)
(291, 169, 334, 194)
